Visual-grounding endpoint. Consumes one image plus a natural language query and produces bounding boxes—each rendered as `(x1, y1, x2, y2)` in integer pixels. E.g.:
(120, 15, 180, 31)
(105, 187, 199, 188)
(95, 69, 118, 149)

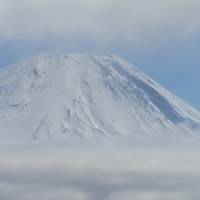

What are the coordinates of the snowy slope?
(0, 53, 200, 141)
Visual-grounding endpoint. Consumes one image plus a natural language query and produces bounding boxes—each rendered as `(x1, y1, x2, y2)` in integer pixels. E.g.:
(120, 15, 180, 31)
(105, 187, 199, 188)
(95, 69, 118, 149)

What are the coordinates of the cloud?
(0, 0, 200, 46)
(0, 140, 200, 200)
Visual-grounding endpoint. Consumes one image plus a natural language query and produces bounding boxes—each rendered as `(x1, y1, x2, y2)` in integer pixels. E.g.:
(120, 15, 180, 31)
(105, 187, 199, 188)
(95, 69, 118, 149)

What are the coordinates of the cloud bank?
(0, 0, 200, 46)
(0, 140, 200, 200)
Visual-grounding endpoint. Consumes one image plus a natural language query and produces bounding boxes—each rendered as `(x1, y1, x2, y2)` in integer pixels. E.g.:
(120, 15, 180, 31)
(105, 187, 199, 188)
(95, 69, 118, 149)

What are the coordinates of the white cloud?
(0, 140, 200, 200)
(0, 0, 200, 46)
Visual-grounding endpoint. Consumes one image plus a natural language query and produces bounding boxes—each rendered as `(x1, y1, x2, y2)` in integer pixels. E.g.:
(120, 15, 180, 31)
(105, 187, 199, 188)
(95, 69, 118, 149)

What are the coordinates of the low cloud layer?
(0, 140, 200, 200)
(0, 0, 200, 46)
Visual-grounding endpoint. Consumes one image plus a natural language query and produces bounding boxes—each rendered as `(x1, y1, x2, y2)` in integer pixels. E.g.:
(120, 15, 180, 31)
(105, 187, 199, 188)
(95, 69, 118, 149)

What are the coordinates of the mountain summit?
(0, 53, 200, 141)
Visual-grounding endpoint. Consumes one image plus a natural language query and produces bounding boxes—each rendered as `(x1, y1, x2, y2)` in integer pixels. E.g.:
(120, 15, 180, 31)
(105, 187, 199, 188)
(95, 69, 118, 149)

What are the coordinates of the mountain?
(0, 53, 200, 141)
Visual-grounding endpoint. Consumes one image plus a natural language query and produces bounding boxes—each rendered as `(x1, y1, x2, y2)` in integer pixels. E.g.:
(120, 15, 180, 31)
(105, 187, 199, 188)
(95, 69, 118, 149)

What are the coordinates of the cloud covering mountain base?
(0, 140, 200, 200)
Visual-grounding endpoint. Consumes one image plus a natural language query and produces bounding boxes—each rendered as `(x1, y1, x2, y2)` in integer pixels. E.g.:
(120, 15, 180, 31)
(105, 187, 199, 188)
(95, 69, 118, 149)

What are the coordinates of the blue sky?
(0, 0, 200, 110)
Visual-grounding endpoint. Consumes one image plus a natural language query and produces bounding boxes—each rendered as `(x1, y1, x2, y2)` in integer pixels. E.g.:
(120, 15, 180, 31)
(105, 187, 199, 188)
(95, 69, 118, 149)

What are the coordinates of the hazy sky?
(0, 0, 200, 109)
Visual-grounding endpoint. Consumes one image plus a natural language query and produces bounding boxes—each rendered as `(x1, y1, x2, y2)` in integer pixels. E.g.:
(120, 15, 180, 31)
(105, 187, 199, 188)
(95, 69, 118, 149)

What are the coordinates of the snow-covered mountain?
(0, 53, 200, 141)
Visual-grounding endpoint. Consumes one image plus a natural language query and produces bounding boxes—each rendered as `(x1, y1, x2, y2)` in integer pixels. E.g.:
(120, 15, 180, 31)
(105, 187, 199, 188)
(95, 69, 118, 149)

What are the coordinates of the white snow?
(0, 52, 200, 141)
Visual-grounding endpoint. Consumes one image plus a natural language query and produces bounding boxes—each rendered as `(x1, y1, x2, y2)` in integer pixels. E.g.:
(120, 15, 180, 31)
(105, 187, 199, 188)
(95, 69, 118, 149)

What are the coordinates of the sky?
(0, 0, 200, 110)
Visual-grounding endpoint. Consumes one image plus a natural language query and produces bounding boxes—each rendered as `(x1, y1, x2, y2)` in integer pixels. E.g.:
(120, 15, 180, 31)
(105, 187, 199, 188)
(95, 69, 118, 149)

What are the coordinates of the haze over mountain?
(0, 53, 200, 141)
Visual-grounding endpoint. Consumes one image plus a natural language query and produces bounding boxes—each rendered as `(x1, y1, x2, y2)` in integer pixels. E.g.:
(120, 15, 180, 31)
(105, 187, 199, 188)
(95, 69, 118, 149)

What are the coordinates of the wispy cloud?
(0, 0, 200, 46)
(0, 140, 200, 200)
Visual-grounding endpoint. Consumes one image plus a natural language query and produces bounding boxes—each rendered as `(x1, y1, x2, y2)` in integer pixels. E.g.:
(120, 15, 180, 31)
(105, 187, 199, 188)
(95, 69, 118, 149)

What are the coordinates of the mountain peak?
(0, 53, 200, 141)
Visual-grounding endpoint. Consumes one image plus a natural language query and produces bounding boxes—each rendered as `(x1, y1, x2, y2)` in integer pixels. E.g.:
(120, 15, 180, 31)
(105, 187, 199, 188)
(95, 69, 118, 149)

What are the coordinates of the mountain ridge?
(0, 53, 200, 141)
